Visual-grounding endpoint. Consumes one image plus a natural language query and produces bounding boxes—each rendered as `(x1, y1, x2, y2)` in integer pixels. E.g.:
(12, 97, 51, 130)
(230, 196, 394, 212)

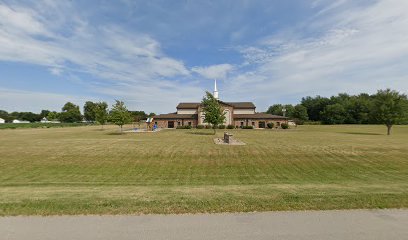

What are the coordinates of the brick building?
(154, 80, 287, 128)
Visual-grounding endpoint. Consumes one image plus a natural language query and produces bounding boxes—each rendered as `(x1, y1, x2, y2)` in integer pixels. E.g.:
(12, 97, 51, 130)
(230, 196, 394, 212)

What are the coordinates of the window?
(252, 122, 255, 126)
(188, 122, 192, 126)
(240, 122, 244, 126)
(178, 121, 181, 126)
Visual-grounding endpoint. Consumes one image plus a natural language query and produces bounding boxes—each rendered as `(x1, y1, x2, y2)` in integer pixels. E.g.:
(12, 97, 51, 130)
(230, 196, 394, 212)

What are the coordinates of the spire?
(213, 79, 219, 100)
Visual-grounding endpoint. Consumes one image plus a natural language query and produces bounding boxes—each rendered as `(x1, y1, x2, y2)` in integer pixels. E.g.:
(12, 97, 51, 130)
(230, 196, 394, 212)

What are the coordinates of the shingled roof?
(154, 113, 198, 119)
(177, 102, 256, 109)
(233, 113, 287, 119)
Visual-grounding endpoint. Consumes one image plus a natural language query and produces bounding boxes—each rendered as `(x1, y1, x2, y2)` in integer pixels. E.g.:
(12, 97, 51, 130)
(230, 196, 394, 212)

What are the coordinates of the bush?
(227, 124, 234, 129)
(176, 125, 192, 129)
(196, 125, 204, 129)
(267, 122, 274, 129)
(218, 125, 226, 129)
(281, 123, 289, 129)
(242, 125, 254, 129)
(205, 125, 212, 129)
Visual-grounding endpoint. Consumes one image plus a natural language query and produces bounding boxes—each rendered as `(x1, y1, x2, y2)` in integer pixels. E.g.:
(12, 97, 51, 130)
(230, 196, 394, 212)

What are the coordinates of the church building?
(154, 80, 288, 128)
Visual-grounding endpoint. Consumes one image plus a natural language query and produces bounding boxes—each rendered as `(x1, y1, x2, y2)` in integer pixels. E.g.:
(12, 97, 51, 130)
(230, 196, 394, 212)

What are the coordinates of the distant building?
(154, 80, 288, 128)
(0, 118, 5, 124)
(12, 119, 30, 124)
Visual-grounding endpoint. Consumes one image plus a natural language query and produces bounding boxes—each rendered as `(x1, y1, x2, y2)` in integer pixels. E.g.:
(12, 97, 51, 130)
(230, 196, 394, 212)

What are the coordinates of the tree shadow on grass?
(186, 131, 214, 136)
(106, 132, 125, 135)
(339, 132, 383, 136)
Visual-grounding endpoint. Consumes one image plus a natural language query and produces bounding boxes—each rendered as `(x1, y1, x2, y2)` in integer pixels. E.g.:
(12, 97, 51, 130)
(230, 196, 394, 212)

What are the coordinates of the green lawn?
(1, 125, 408, 215)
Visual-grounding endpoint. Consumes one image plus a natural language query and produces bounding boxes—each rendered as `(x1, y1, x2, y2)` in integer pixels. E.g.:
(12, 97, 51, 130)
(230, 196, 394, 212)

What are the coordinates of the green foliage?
(196, 125, 204, 129)
(321, 103, 347, 124)
(266, 104, 294, 117)
(83, 101, 98, 122)
(301, 96, 331, 121)
(267, 122, 274, 129)
(47, 111, 60, 121)
(109, 100, 132, 132)
(59, 102, 82, 123)
(242, 125, 254, 129)
(176, 125, 192, 129)
(218, 125, 226, 129)
(130, 111, 148, 122)
(292, 104, 308, 124)
(201, 91, 226, 134)
(95, 102, 109, 128)
(227, 124, 234, 129)
(371, 89, 408, 135)
(281, 123, 289, 129)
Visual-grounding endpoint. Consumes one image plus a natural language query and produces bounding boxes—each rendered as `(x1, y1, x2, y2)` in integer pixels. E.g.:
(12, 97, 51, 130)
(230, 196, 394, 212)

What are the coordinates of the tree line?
(267, 89, 408, 135)
(0, 100, 155, 128)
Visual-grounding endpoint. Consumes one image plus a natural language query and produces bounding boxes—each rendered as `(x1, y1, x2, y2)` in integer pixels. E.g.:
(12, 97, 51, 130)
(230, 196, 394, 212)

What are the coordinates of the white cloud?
(222, 0, 408, 111)
(0, 88, 97, 113)
(192, 64, 234, 80)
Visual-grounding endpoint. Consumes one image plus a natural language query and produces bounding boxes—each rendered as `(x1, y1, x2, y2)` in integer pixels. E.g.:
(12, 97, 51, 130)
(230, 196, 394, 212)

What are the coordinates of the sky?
(1, 0, 408, 114)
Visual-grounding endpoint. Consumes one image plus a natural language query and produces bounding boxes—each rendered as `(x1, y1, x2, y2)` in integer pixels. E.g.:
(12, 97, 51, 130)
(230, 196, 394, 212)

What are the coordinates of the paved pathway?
(1, 209, 408, 240)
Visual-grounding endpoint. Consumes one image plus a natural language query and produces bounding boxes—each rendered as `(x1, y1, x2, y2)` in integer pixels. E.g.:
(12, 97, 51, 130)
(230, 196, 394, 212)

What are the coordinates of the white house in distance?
(0, 118, 5, 124)
(12, 119, 30, 124)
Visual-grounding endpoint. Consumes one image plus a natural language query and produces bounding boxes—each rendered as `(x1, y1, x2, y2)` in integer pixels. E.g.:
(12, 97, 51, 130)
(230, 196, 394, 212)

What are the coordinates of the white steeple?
(213, 79, 219, 100)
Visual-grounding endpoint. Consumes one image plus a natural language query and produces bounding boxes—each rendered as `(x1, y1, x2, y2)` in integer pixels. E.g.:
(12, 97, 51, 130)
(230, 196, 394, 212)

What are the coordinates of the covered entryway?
(258, 121, 266, 128)
(168, 121, 175, 128)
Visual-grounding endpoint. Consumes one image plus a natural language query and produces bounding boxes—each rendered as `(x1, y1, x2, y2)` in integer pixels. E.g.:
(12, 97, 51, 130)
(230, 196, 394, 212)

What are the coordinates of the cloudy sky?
(1, 0, 407, 113)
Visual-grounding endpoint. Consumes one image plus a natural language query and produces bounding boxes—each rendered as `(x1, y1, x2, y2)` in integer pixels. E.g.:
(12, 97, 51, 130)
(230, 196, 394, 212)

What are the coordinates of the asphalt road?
(1, 209, 408, 240)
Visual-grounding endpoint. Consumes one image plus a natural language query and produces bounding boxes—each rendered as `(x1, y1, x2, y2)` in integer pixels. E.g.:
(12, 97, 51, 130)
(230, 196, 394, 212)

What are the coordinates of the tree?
(83, 101, 98, 122)
(109, 100, 132, 133)
(372, 89, 408, 135)
(60, 102, 82, 123)
(320, 104, 347, 124)
(292, 104, 309, 124)
(47, 111, 60, 121)
(266, 104, 294, 117)
(40, 110, 50, 119)
(95, 102, 108, 129)
(201, 91, 226, 134)
(301, 96, 331, 121)
(130, 111, 148, 122)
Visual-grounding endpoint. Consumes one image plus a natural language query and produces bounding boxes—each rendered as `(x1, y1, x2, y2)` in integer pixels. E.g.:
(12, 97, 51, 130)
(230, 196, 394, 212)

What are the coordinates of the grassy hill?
(0, 125, 407, 215)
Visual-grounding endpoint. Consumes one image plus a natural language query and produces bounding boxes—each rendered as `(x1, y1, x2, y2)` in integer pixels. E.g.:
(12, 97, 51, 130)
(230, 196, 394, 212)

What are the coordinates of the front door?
(258, 121, 266, 128)
(168, 121, 174, 128)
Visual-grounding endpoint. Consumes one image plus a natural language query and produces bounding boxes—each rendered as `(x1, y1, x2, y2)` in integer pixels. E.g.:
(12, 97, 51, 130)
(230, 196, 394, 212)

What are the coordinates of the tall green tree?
(83, 101, 98, 122)
(372, 89, 408, 135)
(201, 91, 226, 134)
(292, 104, 308, 124)
(60, 102, 82, 123)
(109, 100, 132, 133)
(301, 96, 331, 121)
(321, 104, 347, 124)
(266, 104, 294, 117)
(47, 111, 60, 121)
(95, 102, 108, 129)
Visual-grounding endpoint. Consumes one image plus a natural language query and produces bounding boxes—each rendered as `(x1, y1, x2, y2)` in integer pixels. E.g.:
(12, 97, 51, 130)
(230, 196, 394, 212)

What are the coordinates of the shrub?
(176, 125, 192, 129)
(267, 122, 274, 129)
(218, 125, 226, 129)
(196, 125, 204, 129)
(281, 123, 289, 129)
(242, 125, 254, 129)
(227, 124, 234, 129)
(205, 125, 212, 129)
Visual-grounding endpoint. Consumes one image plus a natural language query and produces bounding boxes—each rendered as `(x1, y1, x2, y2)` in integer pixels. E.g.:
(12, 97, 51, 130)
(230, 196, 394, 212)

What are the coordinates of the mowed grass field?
(1, 125, 408, 215)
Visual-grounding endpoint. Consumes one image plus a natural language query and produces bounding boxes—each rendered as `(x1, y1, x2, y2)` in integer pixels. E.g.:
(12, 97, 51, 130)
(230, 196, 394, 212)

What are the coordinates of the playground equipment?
(146, 118, 157, 131)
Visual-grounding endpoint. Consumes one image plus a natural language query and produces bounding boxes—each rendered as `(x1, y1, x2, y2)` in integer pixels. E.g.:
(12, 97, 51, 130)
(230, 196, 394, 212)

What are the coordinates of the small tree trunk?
(120, 125, 123, 133)
(387, 125, 392, 135)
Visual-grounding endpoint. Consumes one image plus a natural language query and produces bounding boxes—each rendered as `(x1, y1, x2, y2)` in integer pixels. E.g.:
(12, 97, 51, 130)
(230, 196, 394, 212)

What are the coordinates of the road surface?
(1, 209, 408, 240)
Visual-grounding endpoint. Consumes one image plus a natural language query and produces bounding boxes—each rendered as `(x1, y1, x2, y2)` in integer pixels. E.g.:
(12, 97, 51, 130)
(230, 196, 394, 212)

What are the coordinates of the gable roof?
(154, 113, 198, 119)
(233, 113, 287, 119)
(177, 102, 256, 109)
